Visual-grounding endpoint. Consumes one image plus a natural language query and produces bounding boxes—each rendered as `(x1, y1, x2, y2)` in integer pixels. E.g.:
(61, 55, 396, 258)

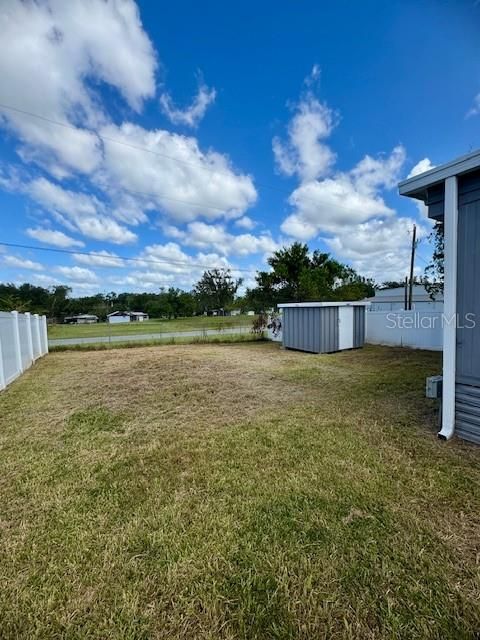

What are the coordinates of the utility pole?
(404, 276, 408, 311)
(408, 224, 417, 310)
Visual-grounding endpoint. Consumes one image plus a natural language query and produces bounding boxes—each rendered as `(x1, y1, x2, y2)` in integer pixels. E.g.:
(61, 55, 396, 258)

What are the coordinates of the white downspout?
(439, 176, 458, 440)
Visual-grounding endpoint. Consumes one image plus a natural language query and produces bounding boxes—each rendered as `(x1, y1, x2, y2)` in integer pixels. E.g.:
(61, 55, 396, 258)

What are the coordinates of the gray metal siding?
(282, 306, 338, 353)
(319, 307, 338, 353)
(353, 306, 365, 348)
(456, 383, 480, 445)
(426, 170, 480, 220)
(455, 181, 480, 444)
(456, 198, 480, 386)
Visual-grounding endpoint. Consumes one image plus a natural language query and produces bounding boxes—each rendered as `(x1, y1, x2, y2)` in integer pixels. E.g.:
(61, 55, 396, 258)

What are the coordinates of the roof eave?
(399, 149, 480, 199)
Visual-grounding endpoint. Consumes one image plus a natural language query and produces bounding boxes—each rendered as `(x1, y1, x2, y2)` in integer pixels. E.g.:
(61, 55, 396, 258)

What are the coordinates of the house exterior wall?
(108, 315, 131, 324)
(399, 153, 480, 443)
(422, 169, 480, 444)
(455, 178, 480, 443)
(366, 285, 443, 312)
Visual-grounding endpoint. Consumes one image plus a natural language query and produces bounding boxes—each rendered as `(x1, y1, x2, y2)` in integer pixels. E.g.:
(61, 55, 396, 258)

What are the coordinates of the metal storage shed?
(278, 302, 367, 354)
(399, 149, 480, 444)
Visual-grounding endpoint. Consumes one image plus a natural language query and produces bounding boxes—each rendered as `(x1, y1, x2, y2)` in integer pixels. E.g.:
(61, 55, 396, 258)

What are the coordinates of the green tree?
(48, 285, 71, 319)
(424, 221, 444, 299)
(194, 269, 243, 312)
(246, 242, 374, 310)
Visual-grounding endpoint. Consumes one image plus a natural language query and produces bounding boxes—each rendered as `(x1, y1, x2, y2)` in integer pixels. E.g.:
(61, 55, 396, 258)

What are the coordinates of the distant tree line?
(0, 243, 376, 319)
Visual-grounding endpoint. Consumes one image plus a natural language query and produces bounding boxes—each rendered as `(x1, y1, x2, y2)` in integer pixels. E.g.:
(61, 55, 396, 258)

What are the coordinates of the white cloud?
(326, 217, 426, 282)
(26, 227, 85, 248)
(235, 216, 256, 230)
(466, 93, 480, 118)
(3, 255, 44, 271)
(160, 81, 216, 127)
(178, 221, 278, 257)
(0, 0, 156, 174)
(97, 122, 257, 223)
(406, 158, 436, 219)
(281, 145, 406, 238)
(407, 158, 435, 178)
(56, 265, 98, 282)
(0, 2, 258, 248)
(273, 92, 337, 182)
(27, 178, 137, 244)
(73, 250, 124, 268)
(119, 243, 238, 290)
(274, 75, 416, 283)
(28, 271, 99, 296)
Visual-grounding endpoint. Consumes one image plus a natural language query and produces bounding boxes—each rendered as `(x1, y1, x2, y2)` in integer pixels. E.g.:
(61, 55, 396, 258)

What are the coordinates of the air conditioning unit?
(426, 375, 443, 399)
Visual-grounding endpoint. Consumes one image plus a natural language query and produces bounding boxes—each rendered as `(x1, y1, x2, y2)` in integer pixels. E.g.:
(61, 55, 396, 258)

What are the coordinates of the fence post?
(33, 314, 41, 359)
(42, 315, 49, 354)
(0, 333, 6, 390)
(11, 311, 23, 375)
(25, 311, 34, 366)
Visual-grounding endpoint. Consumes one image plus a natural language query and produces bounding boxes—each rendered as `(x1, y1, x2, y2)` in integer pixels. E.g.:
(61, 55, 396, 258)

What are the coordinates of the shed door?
(338, 306, 353, 350)
(456, 199, 480, 385)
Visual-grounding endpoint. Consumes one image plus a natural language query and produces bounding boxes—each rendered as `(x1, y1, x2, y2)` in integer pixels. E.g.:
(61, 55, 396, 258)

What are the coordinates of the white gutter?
(438, 176, 458, 440)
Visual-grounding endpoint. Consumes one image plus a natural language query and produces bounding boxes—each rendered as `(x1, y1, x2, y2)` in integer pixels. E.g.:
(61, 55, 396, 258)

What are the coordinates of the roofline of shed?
(399, 148, 480, 198)
(278, 301, 370, 308)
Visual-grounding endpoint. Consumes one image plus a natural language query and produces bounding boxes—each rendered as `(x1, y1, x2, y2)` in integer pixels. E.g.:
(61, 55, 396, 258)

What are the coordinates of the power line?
(0, 101, 364, 214)
(0, 241, 254, 274)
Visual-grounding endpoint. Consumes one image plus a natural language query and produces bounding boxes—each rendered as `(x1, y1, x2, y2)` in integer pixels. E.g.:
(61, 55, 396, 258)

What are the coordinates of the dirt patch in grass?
(38, 343, 307, 431)
(1, 343, 480, 639)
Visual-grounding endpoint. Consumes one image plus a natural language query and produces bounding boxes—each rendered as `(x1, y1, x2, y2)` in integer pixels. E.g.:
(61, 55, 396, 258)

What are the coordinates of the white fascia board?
(399, 148, 480, 198)
(278, 301, 370, 309)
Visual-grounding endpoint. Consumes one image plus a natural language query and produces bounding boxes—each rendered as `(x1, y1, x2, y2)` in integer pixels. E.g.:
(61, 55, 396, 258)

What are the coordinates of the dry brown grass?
(1, 342, 480, 639)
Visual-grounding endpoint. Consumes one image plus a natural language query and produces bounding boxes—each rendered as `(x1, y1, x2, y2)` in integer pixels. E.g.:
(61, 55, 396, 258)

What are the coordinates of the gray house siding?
(455, 184, 480, 443)
(425, 172, 480, 219)
(455, 384, 480, 445)
(399, 155, 480, 444)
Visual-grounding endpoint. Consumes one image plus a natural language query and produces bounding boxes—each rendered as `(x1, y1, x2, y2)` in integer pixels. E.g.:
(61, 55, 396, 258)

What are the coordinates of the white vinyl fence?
(0, 311, 48, 390)
(366, 310, 443, 351)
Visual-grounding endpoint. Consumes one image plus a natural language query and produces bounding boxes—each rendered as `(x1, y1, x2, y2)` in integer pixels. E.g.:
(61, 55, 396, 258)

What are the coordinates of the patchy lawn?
(48, 314, 256, 339)
(49, 332, 265, 352)
(0, 343, 479, 639)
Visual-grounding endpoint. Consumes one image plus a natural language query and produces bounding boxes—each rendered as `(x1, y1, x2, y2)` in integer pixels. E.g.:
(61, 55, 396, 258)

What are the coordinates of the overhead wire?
(0, 101, 376, 215)
(0, 241, 254, 273)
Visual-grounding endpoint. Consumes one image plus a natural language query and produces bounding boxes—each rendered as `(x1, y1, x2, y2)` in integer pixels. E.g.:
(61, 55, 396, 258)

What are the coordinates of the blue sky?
(0, 0, 479, 296)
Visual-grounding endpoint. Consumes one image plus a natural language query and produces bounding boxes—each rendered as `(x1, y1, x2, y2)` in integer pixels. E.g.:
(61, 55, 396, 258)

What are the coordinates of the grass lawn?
(49, 333, 265, 351)
(48, 314, 256, 339)
(1, 343, 480, 638)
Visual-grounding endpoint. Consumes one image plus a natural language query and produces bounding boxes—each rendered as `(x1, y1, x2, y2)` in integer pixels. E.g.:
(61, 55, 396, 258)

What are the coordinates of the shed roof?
(65, 314, 98, 319)
(399, 149, 480, 201)
(278, 301, 369, 309)
(366, 285, 443, 303)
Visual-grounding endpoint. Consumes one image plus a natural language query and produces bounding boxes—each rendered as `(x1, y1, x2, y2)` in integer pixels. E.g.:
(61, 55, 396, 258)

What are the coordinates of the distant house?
(230, 309, 242, 316)
(129, 311, 149, 322)
(107, 311, 149, 324)
(64, 314, 98, 324)
(365, 285, 443, 312)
